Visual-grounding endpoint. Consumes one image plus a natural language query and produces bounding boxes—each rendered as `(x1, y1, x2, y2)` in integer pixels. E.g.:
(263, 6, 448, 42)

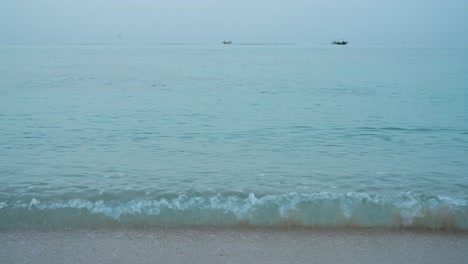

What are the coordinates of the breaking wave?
(1, 192, 466, 230)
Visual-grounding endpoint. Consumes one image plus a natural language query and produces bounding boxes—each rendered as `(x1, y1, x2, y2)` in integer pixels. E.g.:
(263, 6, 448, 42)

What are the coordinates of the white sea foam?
(1, 192, 466, 229)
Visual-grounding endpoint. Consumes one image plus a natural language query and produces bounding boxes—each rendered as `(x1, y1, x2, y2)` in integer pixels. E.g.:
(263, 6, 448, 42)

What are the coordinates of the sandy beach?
(1, 228, 467, 264)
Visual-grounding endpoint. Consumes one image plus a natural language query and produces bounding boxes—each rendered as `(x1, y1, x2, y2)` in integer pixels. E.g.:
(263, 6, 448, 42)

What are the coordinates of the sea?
(0, 44, 467, 230)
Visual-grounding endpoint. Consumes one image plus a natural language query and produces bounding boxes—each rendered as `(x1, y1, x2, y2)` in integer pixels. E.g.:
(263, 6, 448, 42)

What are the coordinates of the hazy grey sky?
(1, 0, 467, 45)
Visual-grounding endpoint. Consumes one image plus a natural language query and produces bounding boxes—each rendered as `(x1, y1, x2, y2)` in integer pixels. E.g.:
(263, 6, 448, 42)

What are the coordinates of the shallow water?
(1, 45, 467, 228)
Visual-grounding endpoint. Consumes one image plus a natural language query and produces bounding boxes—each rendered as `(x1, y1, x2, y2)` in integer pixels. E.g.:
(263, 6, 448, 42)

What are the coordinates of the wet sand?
(1, 228, 467, 264)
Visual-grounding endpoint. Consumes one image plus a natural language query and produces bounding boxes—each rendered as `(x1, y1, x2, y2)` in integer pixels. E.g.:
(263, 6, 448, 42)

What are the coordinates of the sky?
(1, 0, 467, 45)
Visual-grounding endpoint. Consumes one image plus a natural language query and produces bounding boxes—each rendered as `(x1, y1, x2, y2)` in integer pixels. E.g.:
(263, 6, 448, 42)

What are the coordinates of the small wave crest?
(1, 192, 466, 230)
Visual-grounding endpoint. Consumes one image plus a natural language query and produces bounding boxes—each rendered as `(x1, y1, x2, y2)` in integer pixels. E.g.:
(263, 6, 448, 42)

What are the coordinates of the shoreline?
(1, 227, 467, 264)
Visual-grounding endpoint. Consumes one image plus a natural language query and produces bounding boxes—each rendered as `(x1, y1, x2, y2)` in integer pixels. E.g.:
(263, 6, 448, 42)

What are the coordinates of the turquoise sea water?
(1, 45, 467, 229)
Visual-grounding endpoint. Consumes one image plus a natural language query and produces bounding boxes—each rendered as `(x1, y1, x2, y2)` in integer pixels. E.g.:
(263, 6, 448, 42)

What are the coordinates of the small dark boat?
(223, 41, 232, 44)
(332, 40, 348, 45)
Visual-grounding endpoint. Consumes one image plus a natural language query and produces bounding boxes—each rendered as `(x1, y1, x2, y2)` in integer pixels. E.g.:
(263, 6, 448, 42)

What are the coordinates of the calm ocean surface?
(0, 45, 467, 229)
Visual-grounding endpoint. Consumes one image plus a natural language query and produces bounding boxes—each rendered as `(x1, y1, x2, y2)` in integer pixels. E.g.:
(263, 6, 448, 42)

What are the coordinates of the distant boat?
(332, 40, 348, 45)
(222, 41, 232, 44)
